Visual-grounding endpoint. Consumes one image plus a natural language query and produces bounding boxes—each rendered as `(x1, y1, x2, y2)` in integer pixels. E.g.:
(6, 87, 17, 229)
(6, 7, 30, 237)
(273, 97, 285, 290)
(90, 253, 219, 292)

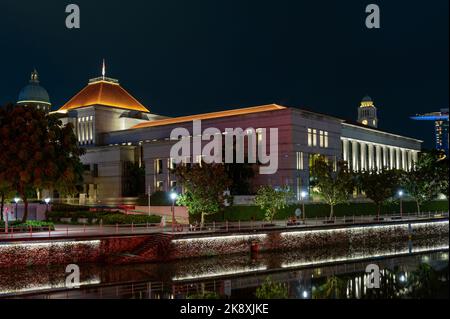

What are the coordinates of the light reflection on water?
(0, 237, 448, 299)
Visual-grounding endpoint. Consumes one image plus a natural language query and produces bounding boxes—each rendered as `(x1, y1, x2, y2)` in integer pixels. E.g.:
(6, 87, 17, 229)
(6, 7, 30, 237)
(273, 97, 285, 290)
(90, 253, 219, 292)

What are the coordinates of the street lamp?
(170, 192, 178, 232)
(300, 191, 308, 223)
(14, 197, 20, 220)
(44, 198, 51, 219)
(398, 190, 404, 217)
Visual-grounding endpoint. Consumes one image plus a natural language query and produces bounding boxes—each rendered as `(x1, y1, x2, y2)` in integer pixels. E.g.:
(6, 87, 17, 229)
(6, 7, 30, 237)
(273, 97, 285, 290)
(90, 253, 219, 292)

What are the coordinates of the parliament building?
(18, 67, 422, 203)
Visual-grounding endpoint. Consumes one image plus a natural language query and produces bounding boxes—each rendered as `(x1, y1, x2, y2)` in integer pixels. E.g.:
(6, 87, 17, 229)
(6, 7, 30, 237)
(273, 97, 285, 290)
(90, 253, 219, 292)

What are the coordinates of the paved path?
(0, 212, 447, 242)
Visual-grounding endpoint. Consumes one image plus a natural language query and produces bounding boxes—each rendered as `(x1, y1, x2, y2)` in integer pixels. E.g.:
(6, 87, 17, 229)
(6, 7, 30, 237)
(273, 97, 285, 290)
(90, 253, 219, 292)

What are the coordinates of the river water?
(0, 237, 448, 299)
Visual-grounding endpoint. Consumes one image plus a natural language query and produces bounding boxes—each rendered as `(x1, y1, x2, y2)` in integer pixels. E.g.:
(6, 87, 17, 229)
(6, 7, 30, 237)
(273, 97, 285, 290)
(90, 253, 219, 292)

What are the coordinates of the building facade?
(411, 108, 449, 155)
(49, 71, 422, 202)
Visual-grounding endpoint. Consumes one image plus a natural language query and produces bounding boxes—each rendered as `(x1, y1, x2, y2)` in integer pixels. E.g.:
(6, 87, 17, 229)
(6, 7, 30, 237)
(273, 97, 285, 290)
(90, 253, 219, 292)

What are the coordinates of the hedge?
(51, 203, 92, 212)
(205, 200, 449, 222)
(0, 220, 55, 230)
(47, 210, 161, 225)
(100, 214, 161, 225)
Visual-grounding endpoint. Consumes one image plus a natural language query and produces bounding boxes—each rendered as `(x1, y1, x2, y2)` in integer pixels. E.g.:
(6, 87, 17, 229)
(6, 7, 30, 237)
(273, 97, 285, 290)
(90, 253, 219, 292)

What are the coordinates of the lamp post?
(148, 185, 151, 217)
(170, 192, 178, 232)
(300, 191, 308, 223)
(398, 190, 404, 217)
(14, 197, 20, 221)
(44, 198, 51, 220)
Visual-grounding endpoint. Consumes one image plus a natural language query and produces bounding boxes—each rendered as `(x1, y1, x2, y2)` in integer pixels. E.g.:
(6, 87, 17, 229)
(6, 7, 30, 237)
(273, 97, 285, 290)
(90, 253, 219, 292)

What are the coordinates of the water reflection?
(0, 237, 448, 299)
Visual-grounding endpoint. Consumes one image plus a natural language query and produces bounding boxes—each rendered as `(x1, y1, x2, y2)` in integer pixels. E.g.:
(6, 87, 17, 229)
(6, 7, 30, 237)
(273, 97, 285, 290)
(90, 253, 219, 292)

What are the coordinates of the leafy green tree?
(255, 277, 289, 299)
(254, 185, 292, 222)
(311, 156, 354, 219)
(313, 276, 347, 299)
(356, 169, 401, 219)
(401, 152, 448, 213)
(174, 163, 232, 225)
(0, 105, 85, 222)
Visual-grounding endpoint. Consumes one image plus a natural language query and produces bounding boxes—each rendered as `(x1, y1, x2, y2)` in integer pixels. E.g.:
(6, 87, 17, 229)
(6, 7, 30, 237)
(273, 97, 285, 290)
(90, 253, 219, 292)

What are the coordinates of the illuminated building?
(411, 108, 449, 155)
(357, 96, 378, 128)
(50, 65, 422, 201)
(17, 69, 52, 113)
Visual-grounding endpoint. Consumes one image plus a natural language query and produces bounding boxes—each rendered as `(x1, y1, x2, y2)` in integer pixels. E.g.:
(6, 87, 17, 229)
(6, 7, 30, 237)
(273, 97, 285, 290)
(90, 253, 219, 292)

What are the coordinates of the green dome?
(17, 70, 51, 105)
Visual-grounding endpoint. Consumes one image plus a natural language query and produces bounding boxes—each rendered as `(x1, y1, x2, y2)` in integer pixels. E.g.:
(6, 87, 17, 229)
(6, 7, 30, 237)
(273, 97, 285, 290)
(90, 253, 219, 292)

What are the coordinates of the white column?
(360, 142, 367, 171)
(402, 149, 408, 171)
(389, 147, 394, 169)
(383, 146, 388, 169)
(412, 151, 419, 170)
(368, 144, 374, 170)
(352, 141, 359, 171)
(396, 148, 401, 169)
(343, 139, 350, 163)
(376, 145, 382, 171)
(407, 151, 412, 171)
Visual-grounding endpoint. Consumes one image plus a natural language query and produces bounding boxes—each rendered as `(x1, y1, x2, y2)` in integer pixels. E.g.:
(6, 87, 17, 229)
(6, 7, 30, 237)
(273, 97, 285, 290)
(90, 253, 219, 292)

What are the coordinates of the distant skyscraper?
(411, 108, 449, 155)
(357, 95, 378, 128)
(17, 69, 52, 113)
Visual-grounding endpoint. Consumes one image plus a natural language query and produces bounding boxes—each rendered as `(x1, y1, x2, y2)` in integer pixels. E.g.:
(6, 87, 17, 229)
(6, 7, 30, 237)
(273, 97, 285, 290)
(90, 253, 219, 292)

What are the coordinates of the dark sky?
(0, 0, 448, 148)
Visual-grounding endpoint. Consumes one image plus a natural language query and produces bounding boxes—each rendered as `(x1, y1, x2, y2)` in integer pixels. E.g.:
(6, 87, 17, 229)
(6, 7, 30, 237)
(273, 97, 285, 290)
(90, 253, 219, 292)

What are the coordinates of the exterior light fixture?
(170, 192, 178, 232)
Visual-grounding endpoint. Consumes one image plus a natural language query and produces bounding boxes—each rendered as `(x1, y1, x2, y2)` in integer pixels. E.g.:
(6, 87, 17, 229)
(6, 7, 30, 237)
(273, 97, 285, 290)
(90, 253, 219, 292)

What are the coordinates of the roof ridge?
(132, 104, 286, 129)
(57, 80, 150, 113)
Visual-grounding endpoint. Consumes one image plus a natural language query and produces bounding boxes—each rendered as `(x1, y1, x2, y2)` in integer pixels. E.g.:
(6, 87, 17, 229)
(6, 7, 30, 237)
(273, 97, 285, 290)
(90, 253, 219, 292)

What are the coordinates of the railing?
(0, 211, 448, 240)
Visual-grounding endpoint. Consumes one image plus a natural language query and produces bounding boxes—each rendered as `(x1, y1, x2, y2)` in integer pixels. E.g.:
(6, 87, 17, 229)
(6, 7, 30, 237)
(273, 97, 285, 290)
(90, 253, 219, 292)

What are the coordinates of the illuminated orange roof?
(132, 104, 287, 129)
(58, 79, 150, 113)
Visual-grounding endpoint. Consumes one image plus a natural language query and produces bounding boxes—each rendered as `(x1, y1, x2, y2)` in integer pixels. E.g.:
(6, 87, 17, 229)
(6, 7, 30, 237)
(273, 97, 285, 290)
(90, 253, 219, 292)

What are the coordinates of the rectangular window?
(155, 159, 163, 175)
(319, 130, 324, 148)
(296, 152, 304, 170)
(325, 132, 329, 148)
(308, 128, 313, 147)
(93, 164, 98, 178)
(168, 158, 176, 170)
(156, 181, 164, 191)
(313, 129, 317, 147)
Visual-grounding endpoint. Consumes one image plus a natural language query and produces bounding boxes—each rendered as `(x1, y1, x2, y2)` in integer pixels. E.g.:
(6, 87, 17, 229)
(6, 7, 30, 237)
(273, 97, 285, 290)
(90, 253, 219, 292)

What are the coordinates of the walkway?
(0, 211, 448, 242)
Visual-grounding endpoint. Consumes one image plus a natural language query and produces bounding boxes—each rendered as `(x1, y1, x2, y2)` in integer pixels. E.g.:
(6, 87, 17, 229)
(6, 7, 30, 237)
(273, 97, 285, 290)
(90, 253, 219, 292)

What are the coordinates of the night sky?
(0, 0, 448, 149)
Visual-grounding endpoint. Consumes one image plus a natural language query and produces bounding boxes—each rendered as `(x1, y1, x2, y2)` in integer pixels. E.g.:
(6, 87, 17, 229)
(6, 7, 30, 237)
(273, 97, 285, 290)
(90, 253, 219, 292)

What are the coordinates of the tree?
(401, 152, 448, 213)
(311, 156, 354, 219)
(0, 105, 85, 222)
(356, 169, 401, 219)
(254, 185, 292, 222)
(0, 181, 14, 222)
(225, 162, 255, 195)
(255, 277, 289, 299)
(174, 163, 232, 225)
(313, 276, 347, 299)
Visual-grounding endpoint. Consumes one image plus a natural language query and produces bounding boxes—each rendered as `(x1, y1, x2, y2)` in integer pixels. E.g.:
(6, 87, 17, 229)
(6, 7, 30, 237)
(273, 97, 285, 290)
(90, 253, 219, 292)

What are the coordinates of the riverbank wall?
(0, 218, 448, 268)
